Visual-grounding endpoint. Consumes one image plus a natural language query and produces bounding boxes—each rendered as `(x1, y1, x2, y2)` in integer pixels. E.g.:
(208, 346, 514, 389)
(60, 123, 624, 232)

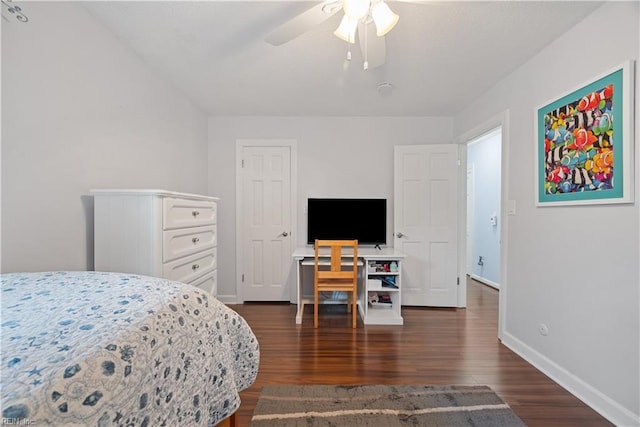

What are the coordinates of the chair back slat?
(331, 246, 342, 271)
(317, 271, 353, 280)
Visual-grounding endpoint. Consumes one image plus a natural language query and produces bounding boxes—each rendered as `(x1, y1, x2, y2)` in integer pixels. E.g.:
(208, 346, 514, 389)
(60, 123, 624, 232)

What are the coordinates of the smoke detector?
(377, 82, 394, 97)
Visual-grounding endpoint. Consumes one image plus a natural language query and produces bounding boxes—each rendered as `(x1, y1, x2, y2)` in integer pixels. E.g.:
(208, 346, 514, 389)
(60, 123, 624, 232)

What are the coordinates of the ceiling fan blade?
(265, 2, 340, 46)
(357, 21, 386, 69)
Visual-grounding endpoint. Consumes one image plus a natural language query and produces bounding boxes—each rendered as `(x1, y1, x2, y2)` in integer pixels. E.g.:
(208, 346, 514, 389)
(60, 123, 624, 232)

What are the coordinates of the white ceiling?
(83, 1, 605, 117)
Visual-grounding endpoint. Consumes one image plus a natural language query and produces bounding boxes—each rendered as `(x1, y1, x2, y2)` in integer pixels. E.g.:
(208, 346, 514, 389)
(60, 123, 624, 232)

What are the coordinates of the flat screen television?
(307, 198, 387, 245)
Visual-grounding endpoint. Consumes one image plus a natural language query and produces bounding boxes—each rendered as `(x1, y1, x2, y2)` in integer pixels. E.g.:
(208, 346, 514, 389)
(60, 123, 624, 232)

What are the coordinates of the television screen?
(307, 198, 387, 245)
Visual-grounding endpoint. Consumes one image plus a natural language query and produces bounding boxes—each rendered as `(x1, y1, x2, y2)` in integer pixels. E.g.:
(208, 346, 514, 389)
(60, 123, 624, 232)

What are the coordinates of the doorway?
(466, 128, 502, 289)
(457, 111, 509, 340)
(235, 139, 297, 302)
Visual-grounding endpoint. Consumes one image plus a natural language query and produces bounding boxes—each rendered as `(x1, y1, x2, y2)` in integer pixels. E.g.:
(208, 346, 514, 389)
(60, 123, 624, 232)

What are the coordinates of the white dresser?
(91, 189, 219, 295)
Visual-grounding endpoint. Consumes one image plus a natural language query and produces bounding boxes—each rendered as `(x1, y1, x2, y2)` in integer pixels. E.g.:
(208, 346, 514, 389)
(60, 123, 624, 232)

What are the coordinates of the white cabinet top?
(292, 246, 405, 260)
(90, 189, 219, 202)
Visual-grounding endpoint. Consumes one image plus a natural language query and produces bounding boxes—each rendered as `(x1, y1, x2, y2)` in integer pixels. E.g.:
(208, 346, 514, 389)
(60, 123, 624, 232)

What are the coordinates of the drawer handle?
(192, 237, 200, 244)
(192, 210, 200, 217)
(192, 264, 200, 271)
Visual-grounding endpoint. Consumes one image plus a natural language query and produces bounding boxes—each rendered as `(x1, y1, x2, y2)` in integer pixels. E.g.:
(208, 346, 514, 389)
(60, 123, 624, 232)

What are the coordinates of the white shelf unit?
(359, 256, 403, 325)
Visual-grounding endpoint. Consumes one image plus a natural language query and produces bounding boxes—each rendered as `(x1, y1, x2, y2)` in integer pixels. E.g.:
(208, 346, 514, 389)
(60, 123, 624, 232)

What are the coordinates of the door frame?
(456, 110, 509, 341)
(466, 163, 475, 275)
(235, 139, 298, 303)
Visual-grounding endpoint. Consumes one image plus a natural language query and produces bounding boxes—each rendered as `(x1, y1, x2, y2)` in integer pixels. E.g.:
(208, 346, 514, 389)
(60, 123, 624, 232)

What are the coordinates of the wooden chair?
(314, 239, 358, 328)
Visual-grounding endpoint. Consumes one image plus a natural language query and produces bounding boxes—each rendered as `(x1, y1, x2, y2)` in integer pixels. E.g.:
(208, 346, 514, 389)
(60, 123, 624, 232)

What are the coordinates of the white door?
(240, 144, 293, 301)
(394, 145, 459, 307)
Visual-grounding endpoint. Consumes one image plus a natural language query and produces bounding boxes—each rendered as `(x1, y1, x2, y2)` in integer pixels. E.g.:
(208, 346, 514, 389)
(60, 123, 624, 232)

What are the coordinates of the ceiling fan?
(265, 0, 400, 70)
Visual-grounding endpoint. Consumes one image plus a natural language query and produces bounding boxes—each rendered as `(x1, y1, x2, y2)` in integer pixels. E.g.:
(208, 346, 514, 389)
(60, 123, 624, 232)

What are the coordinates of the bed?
(1, 271, 259, 426)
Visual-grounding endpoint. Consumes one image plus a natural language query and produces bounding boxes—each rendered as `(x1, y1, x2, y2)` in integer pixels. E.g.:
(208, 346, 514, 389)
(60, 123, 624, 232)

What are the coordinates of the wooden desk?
(292, 246, 405, 324)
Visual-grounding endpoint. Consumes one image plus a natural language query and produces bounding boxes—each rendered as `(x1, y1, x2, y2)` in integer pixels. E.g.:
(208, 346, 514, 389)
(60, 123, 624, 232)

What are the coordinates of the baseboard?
(469, 274, 500, 289)
(501, 331, 639, 427)
(216, 294, 239, 304)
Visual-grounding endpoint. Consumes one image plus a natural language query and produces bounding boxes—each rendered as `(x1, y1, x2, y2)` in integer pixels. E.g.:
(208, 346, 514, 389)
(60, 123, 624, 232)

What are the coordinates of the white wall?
(1, 2, 208, 273)
(454, 2, 639, 425)
(208, 116, 453, 299)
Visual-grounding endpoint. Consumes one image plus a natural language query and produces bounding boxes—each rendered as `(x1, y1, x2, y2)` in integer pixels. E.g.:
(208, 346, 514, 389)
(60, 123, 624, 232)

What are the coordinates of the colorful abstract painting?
(536, 62, 633, 206)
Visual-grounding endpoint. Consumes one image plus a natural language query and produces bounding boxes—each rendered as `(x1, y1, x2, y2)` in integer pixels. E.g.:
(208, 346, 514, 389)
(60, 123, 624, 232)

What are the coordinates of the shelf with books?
(358, 258, 403, 325)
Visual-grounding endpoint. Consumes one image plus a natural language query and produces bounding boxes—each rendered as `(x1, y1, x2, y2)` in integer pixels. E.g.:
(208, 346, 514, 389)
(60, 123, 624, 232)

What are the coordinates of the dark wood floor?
(228, 278, 612, 426)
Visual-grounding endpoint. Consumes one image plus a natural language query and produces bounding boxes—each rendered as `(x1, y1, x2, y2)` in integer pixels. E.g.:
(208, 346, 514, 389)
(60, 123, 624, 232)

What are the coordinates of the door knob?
(396, 232, 405, 238)
(281, 231, 289, 237)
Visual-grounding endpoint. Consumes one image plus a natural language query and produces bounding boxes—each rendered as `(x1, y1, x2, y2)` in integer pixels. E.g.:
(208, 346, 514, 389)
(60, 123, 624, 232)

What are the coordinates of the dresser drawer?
(163, 198, 216, 230)
(163, 248, 217, 284)
(191, 270, 217, 295)
(163, 225, 216, 263)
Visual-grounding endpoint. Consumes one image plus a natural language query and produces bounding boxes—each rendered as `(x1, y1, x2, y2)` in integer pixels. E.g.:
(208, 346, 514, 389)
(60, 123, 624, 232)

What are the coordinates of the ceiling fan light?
(343, 0, 370, 20)
(334, 15, 358, 43)
(371, 1, 399, 36)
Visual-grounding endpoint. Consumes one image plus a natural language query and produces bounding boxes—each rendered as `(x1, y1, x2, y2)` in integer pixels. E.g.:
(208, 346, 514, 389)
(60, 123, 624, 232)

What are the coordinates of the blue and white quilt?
(1, 271, 259, 426)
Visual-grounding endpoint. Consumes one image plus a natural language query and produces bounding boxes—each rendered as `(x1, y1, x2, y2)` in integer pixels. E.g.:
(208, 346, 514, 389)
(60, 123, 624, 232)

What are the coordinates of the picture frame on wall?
(535, 60, 634, 206)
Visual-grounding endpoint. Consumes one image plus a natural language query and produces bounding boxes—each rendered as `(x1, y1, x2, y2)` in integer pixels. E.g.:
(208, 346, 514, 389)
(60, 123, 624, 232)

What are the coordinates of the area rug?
(250, 384, 525, 426)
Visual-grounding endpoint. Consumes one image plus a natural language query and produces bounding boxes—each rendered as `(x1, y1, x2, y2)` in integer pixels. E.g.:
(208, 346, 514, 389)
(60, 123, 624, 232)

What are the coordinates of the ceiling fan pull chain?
(346, 23, 353, 61)
(363, 20, 369, 70)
